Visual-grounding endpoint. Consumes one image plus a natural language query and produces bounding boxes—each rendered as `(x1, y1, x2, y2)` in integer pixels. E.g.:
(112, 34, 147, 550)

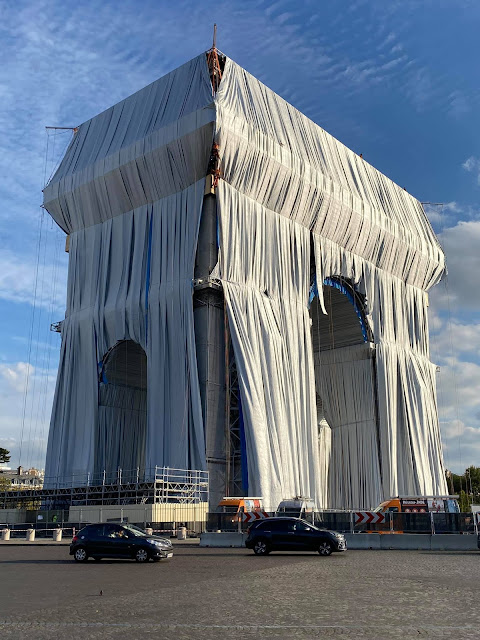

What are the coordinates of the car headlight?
(147, 539, 170, 548)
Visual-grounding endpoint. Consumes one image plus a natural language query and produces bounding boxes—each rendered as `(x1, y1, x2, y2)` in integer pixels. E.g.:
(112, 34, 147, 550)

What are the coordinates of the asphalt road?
(0, 546, 479, 639)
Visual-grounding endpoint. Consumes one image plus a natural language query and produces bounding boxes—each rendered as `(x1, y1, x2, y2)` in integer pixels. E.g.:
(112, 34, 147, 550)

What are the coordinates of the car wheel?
(318, 541, 333, 556)
(135, 548, 150, 563)
(253, 540, 270, 555)
(73, 547, 88, 562)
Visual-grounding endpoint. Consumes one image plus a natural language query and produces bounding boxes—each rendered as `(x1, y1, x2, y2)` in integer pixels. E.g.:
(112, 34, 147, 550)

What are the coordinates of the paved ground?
(0, 546, 479, 639)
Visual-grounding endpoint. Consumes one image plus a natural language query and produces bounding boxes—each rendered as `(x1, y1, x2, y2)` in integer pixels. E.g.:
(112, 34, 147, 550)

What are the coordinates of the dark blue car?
(245, 517, 347, 556)
(70, 523, 173, 563)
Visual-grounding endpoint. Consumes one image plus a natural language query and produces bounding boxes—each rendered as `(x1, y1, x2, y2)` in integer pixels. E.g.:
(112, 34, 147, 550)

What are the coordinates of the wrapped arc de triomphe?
(43, 51, 447, 511)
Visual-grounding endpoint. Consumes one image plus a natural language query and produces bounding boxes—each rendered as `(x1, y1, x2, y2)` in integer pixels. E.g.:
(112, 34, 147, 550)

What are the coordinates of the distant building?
(0, 466, 44, 489)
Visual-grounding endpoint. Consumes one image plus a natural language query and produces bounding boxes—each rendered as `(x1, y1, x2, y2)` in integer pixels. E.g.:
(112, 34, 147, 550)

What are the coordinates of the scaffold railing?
(0, 466, 209, 509)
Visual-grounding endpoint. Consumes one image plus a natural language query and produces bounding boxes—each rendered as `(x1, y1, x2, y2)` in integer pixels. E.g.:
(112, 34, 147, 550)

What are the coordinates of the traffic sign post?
(241, 511, 271, 524)
(354, 512, 386, 526)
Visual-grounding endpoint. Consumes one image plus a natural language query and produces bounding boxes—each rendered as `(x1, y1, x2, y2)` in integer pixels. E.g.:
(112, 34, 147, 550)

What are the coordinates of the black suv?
(245, 517, 346, 556)
(70, 523, 173, 563)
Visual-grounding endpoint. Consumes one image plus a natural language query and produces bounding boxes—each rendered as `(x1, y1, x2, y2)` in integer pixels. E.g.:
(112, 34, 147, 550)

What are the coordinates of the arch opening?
(310, 275, 372, 350)
(95, 340, 147, 482)
(310, 276, 381, 510)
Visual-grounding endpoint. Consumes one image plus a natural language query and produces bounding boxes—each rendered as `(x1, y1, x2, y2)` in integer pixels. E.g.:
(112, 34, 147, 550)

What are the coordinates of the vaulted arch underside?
(96, 340, 147, 481)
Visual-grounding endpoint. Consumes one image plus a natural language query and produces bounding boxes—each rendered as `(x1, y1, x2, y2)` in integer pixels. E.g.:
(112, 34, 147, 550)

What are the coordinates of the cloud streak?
(0, 243, 67, 311)
(463, 156, 480, 185)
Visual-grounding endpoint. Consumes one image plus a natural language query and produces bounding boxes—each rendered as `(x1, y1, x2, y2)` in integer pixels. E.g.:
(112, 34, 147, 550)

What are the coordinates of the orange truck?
(217, 497, 263, 523)
(372, 495, 460, 534)
(374, 496, 460, 514)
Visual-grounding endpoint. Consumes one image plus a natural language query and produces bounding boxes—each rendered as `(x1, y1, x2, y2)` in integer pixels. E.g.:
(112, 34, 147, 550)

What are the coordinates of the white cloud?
(0, 360, 57, 470)
(0, 244, 67, 310)
(402, 66, 436, 112)
(430, 321, 480, 362)
(424, 201, 460, 228)
(462, 156, 480, 185)
(441, 419, 480, 472)
(448, 90, 470, 118)
(428, 215, 480, 472)
(436, 357, 480, 415)
(0, 361, 34, 394)
(429, 219, 480, 311)
(429, 352, 480, 472)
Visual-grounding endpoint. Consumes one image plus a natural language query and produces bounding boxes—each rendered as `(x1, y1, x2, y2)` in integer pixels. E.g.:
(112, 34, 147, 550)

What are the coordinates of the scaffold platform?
(0, 467, 209, 510)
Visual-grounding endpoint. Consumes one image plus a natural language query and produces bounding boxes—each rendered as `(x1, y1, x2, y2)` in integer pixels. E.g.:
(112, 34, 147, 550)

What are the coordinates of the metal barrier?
(205, 511, 479, 535)
(0, 520, 203, 539)
(2, 511, 477, 537)
(0, 526, 76, 539)
(314, 512, 353, 533)
(206, 513, 243, 532)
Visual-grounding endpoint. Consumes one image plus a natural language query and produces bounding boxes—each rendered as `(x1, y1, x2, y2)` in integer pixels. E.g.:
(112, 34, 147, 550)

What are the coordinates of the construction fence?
(2, 508, 479, 538)
(206, 510, 480, 535)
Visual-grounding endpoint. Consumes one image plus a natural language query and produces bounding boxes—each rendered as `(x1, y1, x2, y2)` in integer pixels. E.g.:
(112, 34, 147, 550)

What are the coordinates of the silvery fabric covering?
(215, 58, 446, 508)
(44, 54, 212, 484)
(313, 237, 447, 503)
(43, 54, 214, 233)
(314, 344, 380, 510)
(44, 52, 447, 508)
(45, 186, 207, 483)
(216, 181, 320, 510)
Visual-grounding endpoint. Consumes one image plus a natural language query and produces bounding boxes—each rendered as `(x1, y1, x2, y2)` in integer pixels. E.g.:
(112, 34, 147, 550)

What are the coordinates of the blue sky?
(0, 0, 479, 475)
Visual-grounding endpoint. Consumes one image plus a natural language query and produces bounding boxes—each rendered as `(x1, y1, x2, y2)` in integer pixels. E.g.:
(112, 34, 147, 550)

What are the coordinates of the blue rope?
(144, 213, 153, 345)
(239, 395, 249, 493)
(322, 276, 369, 342)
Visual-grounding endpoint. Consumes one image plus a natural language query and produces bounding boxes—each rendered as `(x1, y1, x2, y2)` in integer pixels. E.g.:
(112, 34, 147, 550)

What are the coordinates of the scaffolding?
(226, 337, 244, 496)
(0, 467, 209, 510)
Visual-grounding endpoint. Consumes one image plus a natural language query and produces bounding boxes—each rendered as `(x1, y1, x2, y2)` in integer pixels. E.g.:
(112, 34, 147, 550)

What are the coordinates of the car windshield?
(122, 524, 148, 537)
(299, 520, 320, 531)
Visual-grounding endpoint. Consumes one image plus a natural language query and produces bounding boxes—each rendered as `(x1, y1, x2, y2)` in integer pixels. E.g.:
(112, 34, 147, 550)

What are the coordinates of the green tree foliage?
(0, 475, 12, 490)
(446, 466, 480, 507)
(447, 471, 465, 494)
(0, 448, 10, 464)
(465, 466, 480, 495)
(458, 490, 472, 513)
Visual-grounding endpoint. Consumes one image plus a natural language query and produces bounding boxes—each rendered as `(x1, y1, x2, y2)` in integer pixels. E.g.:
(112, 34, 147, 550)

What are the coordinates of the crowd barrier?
(206, 511, 479, 535)
(0, 526, 75, 541)
(0, 516, 204, 539)
(2, 511, 478, 538)
(0, 524, 192, 541)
